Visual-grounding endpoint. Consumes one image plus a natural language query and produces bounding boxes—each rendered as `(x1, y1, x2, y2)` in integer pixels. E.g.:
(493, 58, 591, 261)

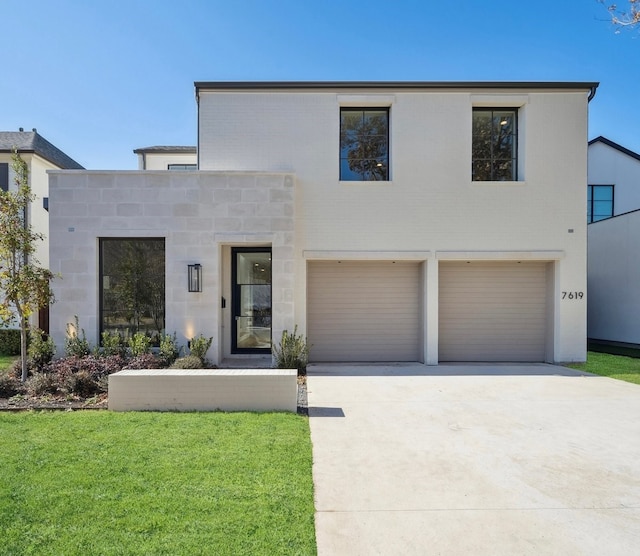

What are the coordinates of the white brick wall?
(197, 87, 590, 362)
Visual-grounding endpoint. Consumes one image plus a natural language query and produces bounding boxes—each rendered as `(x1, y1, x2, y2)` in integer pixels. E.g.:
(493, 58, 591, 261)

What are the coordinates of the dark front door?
(231, 248, 272, 353)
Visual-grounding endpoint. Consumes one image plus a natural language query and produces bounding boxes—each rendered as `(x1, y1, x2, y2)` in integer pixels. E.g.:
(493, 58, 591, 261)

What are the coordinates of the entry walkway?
(307, 363, 640, 555)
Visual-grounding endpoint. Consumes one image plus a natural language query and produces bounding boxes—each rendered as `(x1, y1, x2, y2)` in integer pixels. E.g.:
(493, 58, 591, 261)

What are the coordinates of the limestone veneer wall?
(47, 170, 295, 364)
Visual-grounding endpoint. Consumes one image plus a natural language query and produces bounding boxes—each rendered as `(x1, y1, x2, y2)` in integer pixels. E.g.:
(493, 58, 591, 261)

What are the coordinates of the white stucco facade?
(586, 137, 640, 345)
(134, 148, 197, 170)
(587, 210, 640, 344)
(588, 137, 640, 216)
(0, 152, 53, 269)
(48, 82, 595, 364)
(1, 131, 82, 331)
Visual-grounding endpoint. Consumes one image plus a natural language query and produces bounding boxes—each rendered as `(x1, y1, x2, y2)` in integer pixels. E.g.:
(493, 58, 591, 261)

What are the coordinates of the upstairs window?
(472, 108, 518, 181)
(0, 163, 8, 192)
(340, 108, 389, 181)
(588, 185, 614, 222)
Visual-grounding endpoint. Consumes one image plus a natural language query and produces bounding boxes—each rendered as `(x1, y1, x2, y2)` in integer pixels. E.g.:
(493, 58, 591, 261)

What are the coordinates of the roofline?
(588, 136, 640, 162)
(0, 147, 84, 170)
(133, 146, 197, 154)
(588, 207, 640, 224)
(195, 80, 600, 94)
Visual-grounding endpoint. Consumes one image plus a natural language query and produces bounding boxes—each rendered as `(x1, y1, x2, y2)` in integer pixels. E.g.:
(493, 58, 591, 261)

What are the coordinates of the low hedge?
(0, 329, 21, 356)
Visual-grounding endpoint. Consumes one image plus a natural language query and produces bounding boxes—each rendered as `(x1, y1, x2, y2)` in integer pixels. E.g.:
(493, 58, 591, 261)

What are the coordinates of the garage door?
(439, 261, 548, 362)
(307, 261, 421, 362)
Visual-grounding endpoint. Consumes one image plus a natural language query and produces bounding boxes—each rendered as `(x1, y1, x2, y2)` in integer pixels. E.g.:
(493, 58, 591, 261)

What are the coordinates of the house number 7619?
(562, 291, 584, 300)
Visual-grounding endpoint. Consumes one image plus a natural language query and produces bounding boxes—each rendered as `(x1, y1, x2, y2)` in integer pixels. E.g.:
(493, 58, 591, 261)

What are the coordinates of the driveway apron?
(307, 363, 640, 555)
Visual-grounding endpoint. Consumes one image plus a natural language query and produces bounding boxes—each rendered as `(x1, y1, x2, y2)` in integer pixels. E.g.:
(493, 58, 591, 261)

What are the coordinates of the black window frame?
(588, 184, 614, 223)
(472, 107, 519, 181)
(340, 107, 390, 181)
(231, 246, 272, 354)
(98, 237, 166, 343)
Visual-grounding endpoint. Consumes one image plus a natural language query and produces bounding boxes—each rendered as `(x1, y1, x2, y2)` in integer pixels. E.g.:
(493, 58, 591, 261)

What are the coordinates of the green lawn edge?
(566, 351, 640, 385)
(0, 411, 317, 556)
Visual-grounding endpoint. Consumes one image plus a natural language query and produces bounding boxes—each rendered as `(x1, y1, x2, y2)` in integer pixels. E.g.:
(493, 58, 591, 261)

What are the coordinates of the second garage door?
(307, 261, 422, 362)
(439, 261, 549, 362)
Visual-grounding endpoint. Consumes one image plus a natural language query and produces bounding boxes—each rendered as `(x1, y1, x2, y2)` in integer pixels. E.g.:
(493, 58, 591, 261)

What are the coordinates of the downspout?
(196, 87, 200, 170)
(587, 85, 598, 103)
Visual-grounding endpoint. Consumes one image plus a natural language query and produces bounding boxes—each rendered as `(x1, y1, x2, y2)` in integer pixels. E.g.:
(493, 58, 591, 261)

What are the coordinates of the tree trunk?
(20, 316, 28, 382)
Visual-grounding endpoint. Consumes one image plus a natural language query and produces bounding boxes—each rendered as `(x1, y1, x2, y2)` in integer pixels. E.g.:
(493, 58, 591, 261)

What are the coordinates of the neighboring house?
(134, 146, 197, 170)
(48, 81, 597, 365)
(587, 136, 640, 222)
(588, 210, 640, 346)
(587, 137, 640, 347)
(0, 129, 83, 331)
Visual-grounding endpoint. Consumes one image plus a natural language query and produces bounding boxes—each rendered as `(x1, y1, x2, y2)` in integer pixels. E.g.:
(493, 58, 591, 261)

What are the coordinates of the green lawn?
(0, 411, 316, 555)
(0, 354, 18, 371)
(566, 351, 640, 385)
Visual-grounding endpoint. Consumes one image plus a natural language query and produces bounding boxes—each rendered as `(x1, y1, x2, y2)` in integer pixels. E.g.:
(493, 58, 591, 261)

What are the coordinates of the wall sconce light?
(188, 264, 202, 292)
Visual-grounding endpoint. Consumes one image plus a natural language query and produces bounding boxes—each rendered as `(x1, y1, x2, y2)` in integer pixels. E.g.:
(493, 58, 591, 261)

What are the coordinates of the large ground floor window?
(99, 238, 165, 341)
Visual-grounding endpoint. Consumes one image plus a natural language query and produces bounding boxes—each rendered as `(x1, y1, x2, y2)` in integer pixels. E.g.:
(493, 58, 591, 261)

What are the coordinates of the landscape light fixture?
(188, 263, 202, 292)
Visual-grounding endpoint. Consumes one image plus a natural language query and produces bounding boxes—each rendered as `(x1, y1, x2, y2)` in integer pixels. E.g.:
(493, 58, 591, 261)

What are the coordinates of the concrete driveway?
(307, 363, 640, 555)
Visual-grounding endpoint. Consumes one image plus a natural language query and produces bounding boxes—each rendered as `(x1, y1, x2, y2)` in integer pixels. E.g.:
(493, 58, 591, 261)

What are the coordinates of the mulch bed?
(0, 393, 108, 411)
(1, 377, 308, 414)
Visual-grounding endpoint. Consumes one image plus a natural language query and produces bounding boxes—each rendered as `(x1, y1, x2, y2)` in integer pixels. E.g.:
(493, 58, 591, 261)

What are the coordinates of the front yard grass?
(566, 351, 640, 385)
(0, 411, 316, 555)
(0, 354, 18, 371)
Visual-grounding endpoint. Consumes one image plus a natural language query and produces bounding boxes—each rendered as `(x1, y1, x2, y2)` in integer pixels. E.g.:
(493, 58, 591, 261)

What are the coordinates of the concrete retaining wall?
(108, 368, 298, 412)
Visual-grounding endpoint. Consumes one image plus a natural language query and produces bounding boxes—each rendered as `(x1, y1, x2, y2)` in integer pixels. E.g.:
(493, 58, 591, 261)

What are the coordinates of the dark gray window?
(0, 163, 8, 192)
(588, 185, 614, 222)
(340, 108, 389, 181)
(472, 108, 518, 181)
(99, 238, 165, 341)
(168, 164, 197, 171)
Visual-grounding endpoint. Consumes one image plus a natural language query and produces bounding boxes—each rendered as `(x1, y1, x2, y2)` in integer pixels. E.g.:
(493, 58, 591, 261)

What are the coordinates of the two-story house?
(47, 81, 597, 364)
(1, 129, 84, 331)
(587, 137, 640, 347)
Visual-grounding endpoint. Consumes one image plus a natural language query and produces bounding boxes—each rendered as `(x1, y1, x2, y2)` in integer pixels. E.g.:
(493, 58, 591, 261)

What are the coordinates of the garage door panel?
(308, 261, 421, 362)
(439, 261, 548, 362)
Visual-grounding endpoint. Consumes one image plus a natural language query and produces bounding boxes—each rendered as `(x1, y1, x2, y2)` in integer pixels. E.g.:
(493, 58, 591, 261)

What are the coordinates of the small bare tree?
(0, 150, 55, 381)
(600, 0, 640, 30)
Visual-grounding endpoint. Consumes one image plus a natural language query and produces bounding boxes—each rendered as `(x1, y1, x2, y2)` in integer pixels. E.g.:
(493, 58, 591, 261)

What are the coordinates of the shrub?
(99, 330, 127, 357)
(61, 370, 101, 398)
(47, 354, 127, 395)
(9, 358, 27, 380)
(65, 316, 91, 357)
(170, 355, 205, 369)
(26, 372, 58, 396)
(0, 329, 21, 355)
(64, 370, 101, 397)
(159, 332, 181, 365)
(189, 335, 213, 362)
(28, 329, 56, 371)
(0, 373, 21, 397)
(127, 353, 163, 370)
(272, 326, 309, 374)
(128, 332, 152, 357)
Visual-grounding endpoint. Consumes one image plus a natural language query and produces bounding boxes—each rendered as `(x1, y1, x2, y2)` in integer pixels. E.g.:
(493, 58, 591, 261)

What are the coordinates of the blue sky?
(3, 0, 638, 169)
